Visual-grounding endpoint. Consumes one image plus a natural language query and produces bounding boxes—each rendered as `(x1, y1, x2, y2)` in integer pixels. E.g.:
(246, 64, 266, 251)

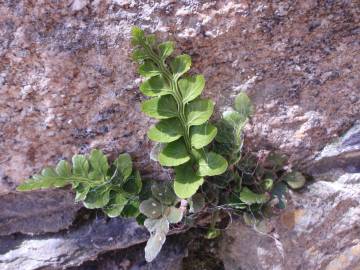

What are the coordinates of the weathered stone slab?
(71, 234, 188, 270)
(0, 216, 149, 270)
(220, 172, 360, 270)
(0, 189, 80, 236)
(219, 123, 360, 270)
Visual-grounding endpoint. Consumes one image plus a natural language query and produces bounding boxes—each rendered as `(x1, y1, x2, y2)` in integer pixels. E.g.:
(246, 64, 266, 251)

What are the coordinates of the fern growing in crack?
(15, 27, 308, 264)
(131, 26, 228, 199)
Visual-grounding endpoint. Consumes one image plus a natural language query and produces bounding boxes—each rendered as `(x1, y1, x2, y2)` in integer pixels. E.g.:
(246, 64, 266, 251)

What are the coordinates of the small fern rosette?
(131, 27, 228, 199)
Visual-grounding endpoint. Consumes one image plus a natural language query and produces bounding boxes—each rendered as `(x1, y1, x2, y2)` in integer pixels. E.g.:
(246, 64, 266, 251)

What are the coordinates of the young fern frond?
(131, 27, 228, 199)
(214, 92, 253, 166)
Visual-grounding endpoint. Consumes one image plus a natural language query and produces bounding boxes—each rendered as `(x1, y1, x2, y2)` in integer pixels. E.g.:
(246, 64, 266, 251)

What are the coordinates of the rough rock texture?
(70, 232, 223, 270)
(0, 0, 359, 269)
(1, 0, 359, 189)
(70, 234, 189, 270)
(0, 216, 149, 270)
(220, 123, 360, 270)
(0, 189, 81, 236)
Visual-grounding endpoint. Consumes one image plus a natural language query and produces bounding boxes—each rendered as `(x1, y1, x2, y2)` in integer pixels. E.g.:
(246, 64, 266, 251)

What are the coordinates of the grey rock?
(315, 121, 360, 160)
(309, 121, 360, 179)
(0, 189, 80, 236)
(72, 234, 188, 270)
(219, 122, 360, 270)
(0, 216, 149, 270)
(220, 173, 360, 270)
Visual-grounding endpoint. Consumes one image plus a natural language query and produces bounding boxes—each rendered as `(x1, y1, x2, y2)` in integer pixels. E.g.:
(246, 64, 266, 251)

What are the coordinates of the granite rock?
(0, 0, 359, 269)
(0, 0, 359, 190)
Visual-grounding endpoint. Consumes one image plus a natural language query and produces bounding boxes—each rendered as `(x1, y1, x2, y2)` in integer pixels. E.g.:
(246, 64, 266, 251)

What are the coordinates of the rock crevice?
(0, 0, 359, 269)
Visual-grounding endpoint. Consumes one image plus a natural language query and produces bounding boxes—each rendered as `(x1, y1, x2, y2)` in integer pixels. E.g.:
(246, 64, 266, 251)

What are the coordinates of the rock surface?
(0, 0, 359, 269)
(1, 0, 359, 189)
(0, 189, 80, 236)
(0, 216, 149, 270)
(70, 234, 189, 270)
(220, 122, 360, 270)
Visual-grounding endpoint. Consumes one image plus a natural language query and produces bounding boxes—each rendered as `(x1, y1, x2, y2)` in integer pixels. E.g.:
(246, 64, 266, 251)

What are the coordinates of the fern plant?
(15, 27, 307, 264)
(139, 181, 183, 261)
(214, 92, 253, 166)
(131, 27, 228, 199)
(17, 150, 142, 218)
(209, 94, 306, 229)
(225, 151, 306, 228)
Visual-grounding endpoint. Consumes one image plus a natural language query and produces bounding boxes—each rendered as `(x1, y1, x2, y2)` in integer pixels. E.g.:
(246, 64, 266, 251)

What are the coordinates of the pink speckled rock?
(0, 0, 359, 269)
